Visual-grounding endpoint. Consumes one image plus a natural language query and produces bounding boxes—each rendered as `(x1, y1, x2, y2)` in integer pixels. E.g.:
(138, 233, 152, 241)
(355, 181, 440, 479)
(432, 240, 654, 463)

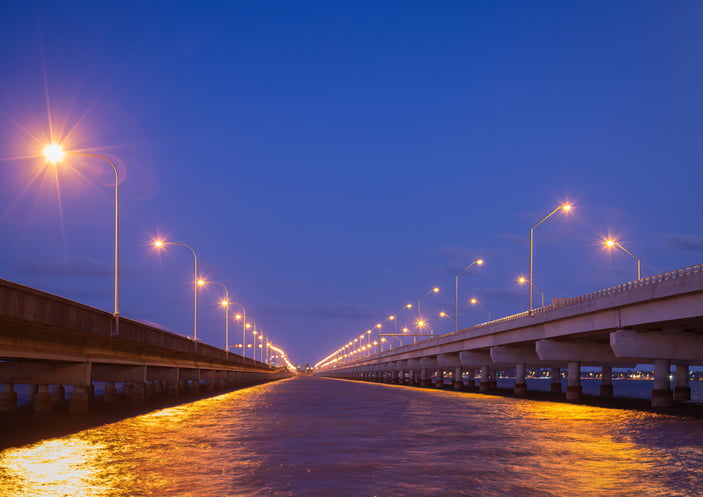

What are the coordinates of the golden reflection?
(0, 439, 107, 496)
(507, 401, 662, 495)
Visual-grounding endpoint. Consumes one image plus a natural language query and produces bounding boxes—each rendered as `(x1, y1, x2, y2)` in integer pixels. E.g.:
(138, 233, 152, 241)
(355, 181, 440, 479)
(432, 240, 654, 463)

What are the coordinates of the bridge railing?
(0, 279, 270, 370)
(326, 263, 703, 368)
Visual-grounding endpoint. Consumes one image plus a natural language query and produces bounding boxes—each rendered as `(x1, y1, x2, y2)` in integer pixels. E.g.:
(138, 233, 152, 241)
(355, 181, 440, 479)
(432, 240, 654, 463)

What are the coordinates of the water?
(1, 376, 703, 496)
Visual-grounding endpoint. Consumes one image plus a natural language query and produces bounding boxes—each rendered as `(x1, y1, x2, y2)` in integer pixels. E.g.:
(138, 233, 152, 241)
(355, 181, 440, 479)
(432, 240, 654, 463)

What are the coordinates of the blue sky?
(1, 1, 702, 365)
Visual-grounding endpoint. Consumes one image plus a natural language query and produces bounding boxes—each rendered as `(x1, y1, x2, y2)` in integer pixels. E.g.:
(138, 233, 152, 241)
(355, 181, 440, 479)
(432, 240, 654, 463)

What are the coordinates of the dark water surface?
(1, 376, 702, 496)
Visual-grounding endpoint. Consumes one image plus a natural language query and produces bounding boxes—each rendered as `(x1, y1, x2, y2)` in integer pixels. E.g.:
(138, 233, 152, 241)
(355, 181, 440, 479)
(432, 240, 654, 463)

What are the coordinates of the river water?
(1, 376, 702, 497)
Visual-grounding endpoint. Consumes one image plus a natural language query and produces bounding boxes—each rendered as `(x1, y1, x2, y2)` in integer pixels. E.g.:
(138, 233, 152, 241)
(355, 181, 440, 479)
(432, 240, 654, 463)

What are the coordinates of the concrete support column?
(420, 368, 430, 387)
(104, 381, 119, 404)
(398, 370, 404, 384)
(514, 364, 527, 396)
(52, 385, 66, 404)
(434, 369, 444, 388)
(407, 370, 414, 385)
(204, 380, 215, 393)
(0, 384, 18, 413)
(216, 378, 226, 390)
(165, 380, 178, 398)
(27, 384, 38, 406)
(479, 366, 492, 392)
(188, 380, 201, 394)
(154, 380, 166, 397)
(465, 369, 476, 391)
(34, 384, 53, 413)
(69, 385, 89, 413)
(550, 367, 562, 393)
(454, 367, 463, 390)
(652, 359, 673, 408)
(130, 383, 146, 404)
(145, 381, 155, 400)
(600, 366, 613, 397)
(674, 364, 691, 402)
(566, 361, 582, 400)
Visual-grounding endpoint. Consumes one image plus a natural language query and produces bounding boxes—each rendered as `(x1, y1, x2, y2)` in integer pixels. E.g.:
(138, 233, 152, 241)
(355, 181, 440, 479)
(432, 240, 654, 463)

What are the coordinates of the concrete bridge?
(0, 278, 292, 414)
(316, 264, 703, 408)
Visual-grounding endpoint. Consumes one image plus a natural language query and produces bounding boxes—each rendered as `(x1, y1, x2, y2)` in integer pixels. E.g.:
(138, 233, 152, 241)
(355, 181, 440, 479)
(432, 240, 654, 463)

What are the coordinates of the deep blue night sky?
(1, 2, 702, 365)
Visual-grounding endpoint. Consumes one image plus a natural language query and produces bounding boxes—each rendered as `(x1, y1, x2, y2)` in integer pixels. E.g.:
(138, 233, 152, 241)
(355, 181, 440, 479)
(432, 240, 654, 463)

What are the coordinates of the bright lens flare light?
(153, 240, 165, 248)
(43, 143, 65, 164)
(605, 239, 616, 247)
(562, 203, 572, 212)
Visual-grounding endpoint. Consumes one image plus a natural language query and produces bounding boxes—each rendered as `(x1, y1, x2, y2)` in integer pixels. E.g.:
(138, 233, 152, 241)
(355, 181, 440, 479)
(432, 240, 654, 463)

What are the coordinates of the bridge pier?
(652, 359, 673, 408)
(0, 383, 18, 413)
(420, 369, 430, 387)
(674, 365, 691, 402)
(434, 369, 444, 388)
(479, 366, 494, 392)
(69, 385, 89, 413)
(454, 367, 463, 390)
(514, 364, 527, 395)
(465, 369, 476, 391)
(34, 384, 53, 413)
(104, 381, 119, 404)
(600, 366, 613, 397)
(550, 368, 562, 393)
(52, 385, 66, 405)
(566, 362, 582, 400)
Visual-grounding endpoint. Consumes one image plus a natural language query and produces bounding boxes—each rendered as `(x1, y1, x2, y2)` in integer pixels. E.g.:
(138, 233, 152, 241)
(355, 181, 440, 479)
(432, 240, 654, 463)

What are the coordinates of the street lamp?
(529, 203, 572, 314)
(232, 303, 248, 357)
(455, 259, 484, 332)
(43, 144, 121, 335)
(201, 280, 231, 354)
(604, 239, 641, 280)
(469, 297, 491, 321)
(153, 239, 201, 343)
(417, 287, 440, 335)
(389, 303, 413, 334)
(517, 276, 545, 307)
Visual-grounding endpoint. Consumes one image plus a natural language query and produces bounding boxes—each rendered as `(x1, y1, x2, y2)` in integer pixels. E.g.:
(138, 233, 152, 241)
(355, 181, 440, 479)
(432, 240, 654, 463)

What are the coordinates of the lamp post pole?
(43, 146, 121, 336)
(529, 203, 571, 314)
(455, 259, 483, 332)
(154, 240, 200, 344)
(417, 287, 439, 335)
(605, 239, 641, 280)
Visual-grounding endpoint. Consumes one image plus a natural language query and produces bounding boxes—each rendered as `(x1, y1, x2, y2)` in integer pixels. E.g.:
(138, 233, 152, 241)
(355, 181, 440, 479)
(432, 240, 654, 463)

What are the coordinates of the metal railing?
(325, 263, 703, 369)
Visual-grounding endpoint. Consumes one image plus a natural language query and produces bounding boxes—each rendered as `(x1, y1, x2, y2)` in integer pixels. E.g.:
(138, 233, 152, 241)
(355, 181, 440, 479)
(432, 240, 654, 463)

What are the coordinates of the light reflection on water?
(1, 377, 702, 497)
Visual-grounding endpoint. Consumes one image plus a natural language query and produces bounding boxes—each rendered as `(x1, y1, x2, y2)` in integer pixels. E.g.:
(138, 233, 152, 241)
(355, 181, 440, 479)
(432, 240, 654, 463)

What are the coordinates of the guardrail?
(325, 263, 703, 369)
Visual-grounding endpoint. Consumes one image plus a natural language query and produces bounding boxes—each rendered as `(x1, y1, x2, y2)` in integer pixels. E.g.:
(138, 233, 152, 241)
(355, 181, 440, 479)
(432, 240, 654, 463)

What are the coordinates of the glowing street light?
(153, 239, 201, 343)
(604, 239, 641, 280)
(417, 287, 440, 335)
(389, 303, 413, 334)
(517, 276, 545, 307)
(455, 258, 484, 332)
(232, 304, 248, 357)
(529, 202, 572, 314)
(44, 144, 121, 335)
(469, 297, 491, 321)
(200, 280, 232, 354)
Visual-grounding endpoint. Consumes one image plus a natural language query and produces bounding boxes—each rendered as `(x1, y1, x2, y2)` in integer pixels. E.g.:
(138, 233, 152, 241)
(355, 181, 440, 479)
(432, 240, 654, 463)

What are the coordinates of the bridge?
(316, 264, 703, 408)
(0, 278, 292, 414)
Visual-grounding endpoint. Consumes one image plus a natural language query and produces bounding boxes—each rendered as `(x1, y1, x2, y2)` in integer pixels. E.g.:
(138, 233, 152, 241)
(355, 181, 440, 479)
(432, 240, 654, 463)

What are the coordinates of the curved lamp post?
(517, 276, 545, 307)
(604, 239, 641, 280)
(469, 297, 491, 321)
(529, 203, 571, 314)
(417, 287, 440, 335)
(231, 303, 248, 357)
(201, 280, 231, 354)
(455, 259, 484, 331)
(153, 239, 201, 344)
(44, 144, 120, 335)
